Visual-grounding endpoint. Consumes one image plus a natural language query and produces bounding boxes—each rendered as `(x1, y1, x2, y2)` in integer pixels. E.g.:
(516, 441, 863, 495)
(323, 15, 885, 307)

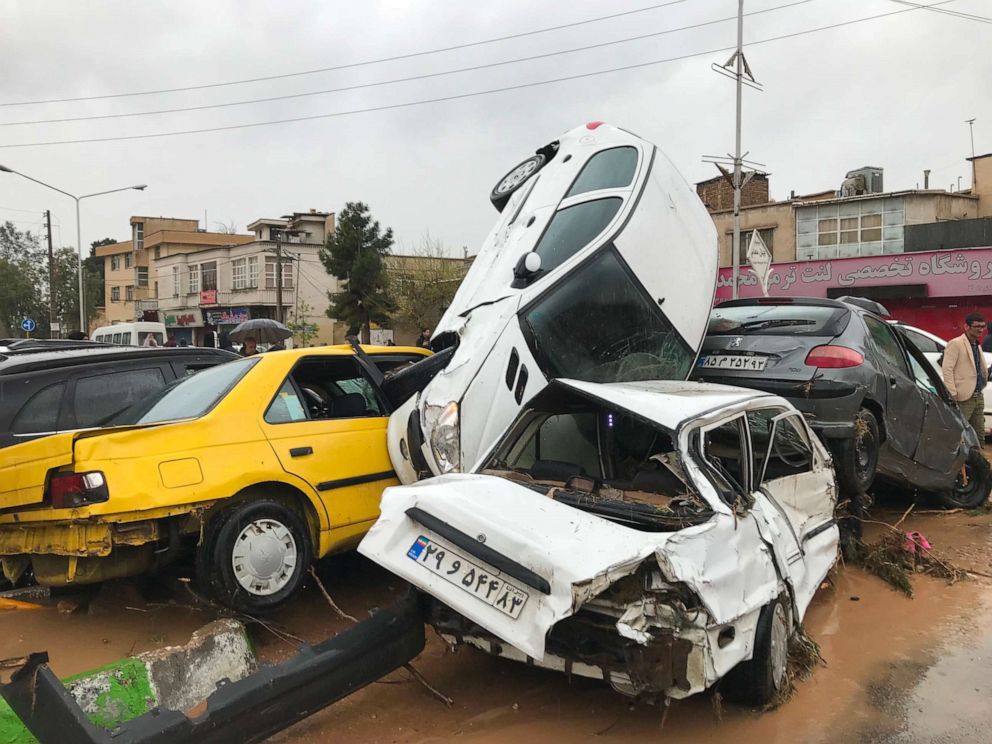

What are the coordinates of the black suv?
(0, 344, 238, 449)
(693, 297, 990, 508)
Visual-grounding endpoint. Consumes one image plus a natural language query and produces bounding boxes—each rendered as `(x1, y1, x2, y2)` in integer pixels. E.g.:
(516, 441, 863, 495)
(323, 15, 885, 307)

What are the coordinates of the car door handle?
(889, 376, 897, 387)
(290, 446, 313, 457)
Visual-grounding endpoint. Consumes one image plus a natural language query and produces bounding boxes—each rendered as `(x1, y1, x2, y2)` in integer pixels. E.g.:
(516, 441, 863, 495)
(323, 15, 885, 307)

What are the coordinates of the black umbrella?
(229, 318, 292, 344)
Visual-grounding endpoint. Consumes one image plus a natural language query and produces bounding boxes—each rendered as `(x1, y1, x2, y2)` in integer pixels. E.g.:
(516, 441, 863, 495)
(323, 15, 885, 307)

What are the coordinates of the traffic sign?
(20, 318, 36, 333)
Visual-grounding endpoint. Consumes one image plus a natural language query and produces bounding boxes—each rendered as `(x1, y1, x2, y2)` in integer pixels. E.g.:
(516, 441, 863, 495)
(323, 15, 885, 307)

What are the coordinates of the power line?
(0, 0, 963, 150)
(0, 0, 693, 108)
(0, 0, 816, 128)
(888, 0, 992, 23)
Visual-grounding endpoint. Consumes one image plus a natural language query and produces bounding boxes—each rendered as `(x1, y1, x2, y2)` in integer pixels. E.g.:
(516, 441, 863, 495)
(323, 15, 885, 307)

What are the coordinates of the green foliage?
(319, 202, 395, 343)
(390, 234, 469, 332)
(287, 298, 320, 347)
(0, 221, 46, 336)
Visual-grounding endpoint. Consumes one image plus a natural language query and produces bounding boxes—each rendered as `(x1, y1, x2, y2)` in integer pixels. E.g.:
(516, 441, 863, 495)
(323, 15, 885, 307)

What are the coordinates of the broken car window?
(761, 415, 813, 482)
(864, 315, 910, 375)
(565, 147, 639, 198)
(699, 416, 749, 502)
(908, 353, 939, 396)
(522, 249, 694, 383)
(745, 407, 787, 482)
(532, 197, 622, 276)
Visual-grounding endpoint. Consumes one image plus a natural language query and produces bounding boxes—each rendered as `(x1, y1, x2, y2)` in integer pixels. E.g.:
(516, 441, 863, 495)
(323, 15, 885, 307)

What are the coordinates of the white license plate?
(407, 535, 529, 618)
(700, 354, 767, 371)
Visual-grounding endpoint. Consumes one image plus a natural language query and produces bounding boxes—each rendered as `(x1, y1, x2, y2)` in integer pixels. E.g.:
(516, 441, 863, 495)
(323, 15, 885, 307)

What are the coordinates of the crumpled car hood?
(359, 474, 727, 660)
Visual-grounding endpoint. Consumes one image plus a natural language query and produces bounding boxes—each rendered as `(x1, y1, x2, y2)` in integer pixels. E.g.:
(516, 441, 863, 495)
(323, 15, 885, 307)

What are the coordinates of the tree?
(0, 222, 46, 337)
(319, 202, 395, 343)
(390, 234, 469, 333)
(52, 246, 102, 333)
(213, 220, 240, 235)
(287, 299, 319, 348)
(86, 238, 115, 310)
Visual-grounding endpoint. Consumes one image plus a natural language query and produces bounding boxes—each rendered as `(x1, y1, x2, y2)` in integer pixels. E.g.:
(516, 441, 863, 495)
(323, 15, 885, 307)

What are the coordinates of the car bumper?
(0, 592, 426, 744)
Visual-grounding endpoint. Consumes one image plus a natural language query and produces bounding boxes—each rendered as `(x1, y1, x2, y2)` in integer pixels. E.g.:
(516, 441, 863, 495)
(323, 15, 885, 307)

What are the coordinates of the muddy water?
(2, 511, 990, 744)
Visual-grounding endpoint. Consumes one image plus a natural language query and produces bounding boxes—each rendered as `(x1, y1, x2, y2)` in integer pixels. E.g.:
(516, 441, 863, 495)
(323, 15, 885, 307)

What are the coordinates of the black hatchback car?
(693, 297, 989, 508)
(0, 344, 238, 449)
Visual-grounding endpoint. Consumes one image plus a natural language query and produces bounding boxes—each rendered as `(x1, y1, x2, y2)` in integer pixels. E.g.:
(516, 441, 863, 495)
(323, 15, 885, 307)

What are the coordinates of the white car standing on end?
(387, 122, 719, 483)
(361, 380, 839, 706)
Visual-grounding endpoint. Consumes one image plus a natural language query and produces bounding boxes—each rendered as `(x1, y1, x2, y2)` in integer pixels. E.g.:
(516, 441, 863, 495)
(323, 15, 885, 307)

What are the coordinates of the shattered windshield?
(708, 304, 849, 336)
(522, 249, 694, 382)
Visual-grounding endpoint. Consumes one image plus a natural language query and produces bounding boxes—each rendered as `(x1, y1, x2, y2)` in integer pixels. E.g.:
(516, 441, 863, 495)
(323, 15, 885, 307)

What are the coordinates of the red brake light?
(49, 471, 108, 509)
(586, 121, 603, 130)
(805, 345, 864, 369)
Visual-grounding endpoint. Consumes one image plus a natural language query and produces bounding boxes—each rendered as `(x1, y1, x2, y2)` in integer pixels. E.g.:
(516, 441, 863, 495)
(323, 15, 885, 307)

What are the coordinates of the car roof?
(717, 295, 889, 317)
(255, 344, 431, 360)
(557, 378, 778, 431)
(0, 346, 239, 375)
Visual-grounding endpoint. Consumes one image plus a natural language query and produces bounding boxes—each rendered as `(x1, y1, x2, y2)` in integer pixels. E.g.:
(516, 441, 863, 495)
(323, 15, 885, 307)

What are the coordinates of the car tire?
(197, 499, 312, 612)
(940, 447, 992, 509)
(490, 154, 546, 212)
(831, 409, 879, 495)
(722, 598, 791, 707)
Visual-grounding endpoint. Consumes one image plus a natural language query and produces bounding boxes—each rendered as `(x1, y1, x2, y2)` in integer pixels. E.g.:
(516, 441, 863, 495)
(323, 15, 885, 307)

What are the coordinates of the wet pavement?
(2, 503, 990, 743)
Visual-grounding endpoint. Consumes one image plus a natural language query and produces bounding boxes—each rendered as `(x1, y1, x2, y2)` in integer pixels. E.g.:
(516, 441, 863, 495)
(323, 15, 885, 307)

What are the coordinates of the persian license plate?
(407, 535, 529, 618)
(699, 354, 767, 371)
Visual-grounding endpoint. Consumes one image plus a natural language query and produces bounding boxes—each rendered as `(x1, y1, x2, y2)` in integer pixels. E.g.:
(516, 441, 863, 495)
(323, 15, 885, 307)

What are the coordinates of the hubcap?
(231, 518, 298, 596)
(497, 160, 538, 194)
(769, 603, 789, 691)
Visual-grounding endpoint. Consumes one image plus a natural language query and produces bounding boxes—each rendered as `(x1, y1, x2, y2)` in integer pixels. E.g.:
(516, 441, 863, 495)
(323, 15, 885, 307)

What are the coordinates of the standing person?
(983, 321, 992, 353)
(142, 333, 158, 347)
(941, 312, 988, 441)
(218, 332, 235, 352)
(241, 336, 259, 357)
(415, 327, 431, 349)
(164, 333, 178, 347)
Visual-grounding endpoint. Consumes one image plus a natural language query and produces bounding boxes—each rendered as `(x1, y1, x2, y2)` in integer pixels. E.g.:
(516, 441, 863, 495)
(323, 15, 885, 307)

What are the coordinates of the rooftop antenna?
(966, 118, 977, 189)
(703, 0, 763, 300)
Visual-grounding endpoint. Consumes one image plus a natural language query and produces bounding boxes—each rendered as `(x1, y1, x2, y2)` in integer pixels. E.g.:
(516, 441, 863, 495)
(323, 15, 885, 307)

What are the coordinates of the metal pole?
(45, 210, 55, 337)
(75, 197, 84, 333)
(731, 0, 744, 300)
(275, 240, 283, 324)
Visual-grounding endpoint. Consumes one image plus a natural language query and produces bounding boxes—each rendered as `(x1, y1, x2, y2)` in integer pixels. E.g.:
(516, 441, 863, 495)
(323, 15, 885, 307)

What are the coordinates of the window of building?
(111, 255, 120, 271)
(201, 261, 217, 291)
(232, 258, 247, 290)
(111, 286, 120, 302)
(733, 228, 775, 265)
(247, 256, 259, 288)
(136, 266, 149, 287)
(154, 246, 161, 259)
(172, 266, 180, 297)
(796, 198, 904, 260)
(264, 258, 294, 289)
(188, 265, 200, 294)
(126, 285, 135, 302)
(134, 222, 144, 251)
(124, 252, 132, 269)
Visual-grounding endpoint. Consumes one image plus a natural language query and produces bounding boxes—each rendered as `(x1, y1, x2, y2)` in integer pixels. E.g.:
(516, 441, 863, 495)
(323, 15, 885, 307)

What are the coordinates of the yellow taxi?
(0, 344, 429, 610)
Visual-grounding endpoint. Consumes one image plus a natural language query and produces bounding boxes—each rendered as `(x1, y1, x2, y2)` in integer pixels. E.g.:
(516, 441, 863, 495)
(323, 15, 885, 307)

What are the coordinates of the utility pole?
(703, 0, 763, 300)
(966, 118, 977, 190)
(45, 210, 56, 338)
(275, 239, 284, 324)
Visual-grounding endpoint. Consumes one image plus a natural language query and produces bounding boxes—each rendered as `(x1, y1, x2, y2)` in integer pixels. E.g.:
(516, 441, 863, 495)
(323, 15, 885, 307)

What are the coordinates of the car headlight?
(425, 401, 460, 473)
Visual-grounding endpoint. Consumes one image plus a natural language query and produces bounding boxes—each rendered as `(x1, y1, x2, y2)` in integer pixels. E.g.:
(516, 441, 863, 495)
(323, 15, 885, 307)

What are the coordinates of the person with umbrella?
(241, 336, 259, 356)
(229, 318, 292, 355)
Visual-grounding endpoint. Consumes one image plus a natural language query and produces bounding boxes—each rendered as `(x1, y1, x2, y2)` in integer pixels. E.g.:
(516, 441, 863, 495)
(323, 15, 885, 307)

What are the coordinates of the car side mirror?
(512, 252, 542, 287)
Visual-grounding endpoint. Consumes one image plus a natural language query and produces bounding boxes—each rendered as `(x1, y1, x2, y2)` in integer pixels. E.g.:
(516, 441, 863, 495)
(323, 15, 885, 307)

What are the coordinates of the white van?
(387, 122, 718, 483)
(91, 322, 167, 347)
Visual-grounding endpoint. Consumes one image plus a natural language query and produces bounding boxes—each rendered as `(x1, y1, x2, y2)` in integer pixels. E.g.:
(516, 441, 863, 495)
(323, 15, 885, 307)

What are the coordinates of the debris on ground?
(846, 531, 967, 597)
(761, 625, 826, 711)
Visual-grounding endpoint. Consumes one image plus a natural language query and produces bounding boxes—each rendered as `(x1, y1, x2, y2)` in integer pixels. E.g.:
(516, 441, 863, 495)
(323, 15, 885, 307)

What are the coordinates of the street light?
(0, 164, 146, 333)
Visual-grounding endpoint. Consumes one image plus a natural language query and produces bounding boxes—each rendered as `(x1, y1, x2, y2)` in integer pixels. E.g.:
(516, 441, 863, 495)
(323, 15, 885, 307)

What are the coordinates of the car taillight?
(586, 121, 603, 130)
(805, 345, 864, 369)
(49, 471, 109, 509)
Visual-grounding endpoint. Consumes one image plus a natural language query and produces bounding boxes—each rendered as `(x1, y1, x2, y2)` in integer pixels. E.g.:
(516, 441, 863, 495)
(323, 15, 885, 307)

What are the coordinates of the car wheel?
(722, 598, 791, 707)
(831, 409, 879, 495)
(490, 154, 546, 212)
(940, 448, 991, 509)
(197, 499, 312, 612)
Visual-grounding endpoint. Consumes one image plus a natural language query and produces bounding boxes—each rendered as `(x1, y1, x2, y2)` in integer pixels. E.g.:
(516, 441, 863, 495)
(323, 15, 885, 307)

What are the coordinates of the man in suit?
(942, 312, 988, 441)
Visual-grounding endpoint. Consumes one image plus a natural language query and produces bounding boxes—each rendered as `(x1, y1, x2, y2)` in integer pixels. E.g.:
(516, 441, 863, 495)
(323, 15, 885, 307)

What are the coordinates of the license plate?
(407, 535, 529, 618)
(699, 354, 767, 371)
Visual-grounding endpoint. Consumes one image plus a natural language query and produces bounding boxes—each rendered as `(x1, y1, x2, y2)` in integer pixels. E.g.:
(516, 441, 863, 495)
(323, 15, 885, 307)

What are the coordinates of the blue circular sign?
(21, 318, 36, 333)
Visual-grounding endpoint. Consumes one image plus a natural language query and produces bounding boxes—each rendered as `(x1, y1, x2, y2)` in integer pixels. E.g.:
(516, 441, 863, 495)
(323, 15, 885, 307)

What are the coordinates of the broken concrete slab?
(0, 618, 255, 743)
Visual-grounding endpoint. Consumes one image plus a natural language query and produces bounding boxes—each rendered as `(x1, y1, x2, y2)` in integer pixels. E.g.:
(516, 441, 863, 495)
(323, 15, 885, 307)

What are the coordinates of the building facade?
(706, 155, 992, 340)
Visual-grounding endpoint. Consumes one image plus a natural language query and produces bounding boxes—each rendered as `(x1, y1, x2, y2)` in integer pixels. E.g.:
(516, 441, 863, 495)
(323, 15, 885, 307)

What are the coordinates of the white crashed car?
(361, 380, 839, 705)
(387, 122, 718, 482)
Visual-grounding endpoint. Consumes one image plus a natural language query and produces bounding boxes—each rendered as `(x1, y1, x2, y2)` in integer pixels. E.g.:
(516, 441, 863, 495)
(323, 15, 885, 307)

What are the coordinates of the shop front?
(716, 246, 992, 341)
(161, 310, 201, 346)
(204, 307, 251, 337)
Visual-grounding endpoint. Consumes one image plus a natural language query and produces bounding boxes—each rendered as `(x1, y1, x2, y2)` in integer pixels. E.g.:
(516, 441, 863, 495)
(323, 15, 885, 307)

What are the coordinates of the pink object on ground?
(904, 531, 932, 555)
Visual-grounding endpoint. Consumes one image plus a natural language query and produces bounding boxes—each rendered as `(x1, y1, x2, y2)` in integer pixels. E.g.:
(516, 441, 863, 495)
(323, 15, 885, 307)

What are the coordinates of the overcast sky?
(0, 0, 989, 260)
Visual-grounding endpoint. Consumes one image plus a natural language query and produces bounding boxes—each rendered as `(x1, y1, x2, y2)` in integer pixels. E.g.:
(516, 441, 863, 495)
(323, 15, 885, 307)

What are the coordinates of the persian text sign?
(206, 307, 250, 325)
(716, 247, 992, 302)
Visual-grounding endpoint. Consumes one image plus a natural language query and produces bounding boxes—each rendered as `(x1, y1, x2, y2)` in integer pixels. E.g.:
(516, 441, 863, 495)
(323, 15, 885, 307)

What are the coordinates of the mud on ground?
(2, 502, 990, 743)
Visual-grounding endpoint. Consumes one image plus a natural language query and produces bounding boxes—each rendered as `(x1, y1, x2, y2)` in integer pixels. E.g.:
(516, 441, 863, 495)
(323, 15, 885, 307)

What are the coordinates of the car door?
(260, 355, 397, 536)
(746, 407, 837, 616)
(862, 315, 926, 460)
(904, 345, 970, 475)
